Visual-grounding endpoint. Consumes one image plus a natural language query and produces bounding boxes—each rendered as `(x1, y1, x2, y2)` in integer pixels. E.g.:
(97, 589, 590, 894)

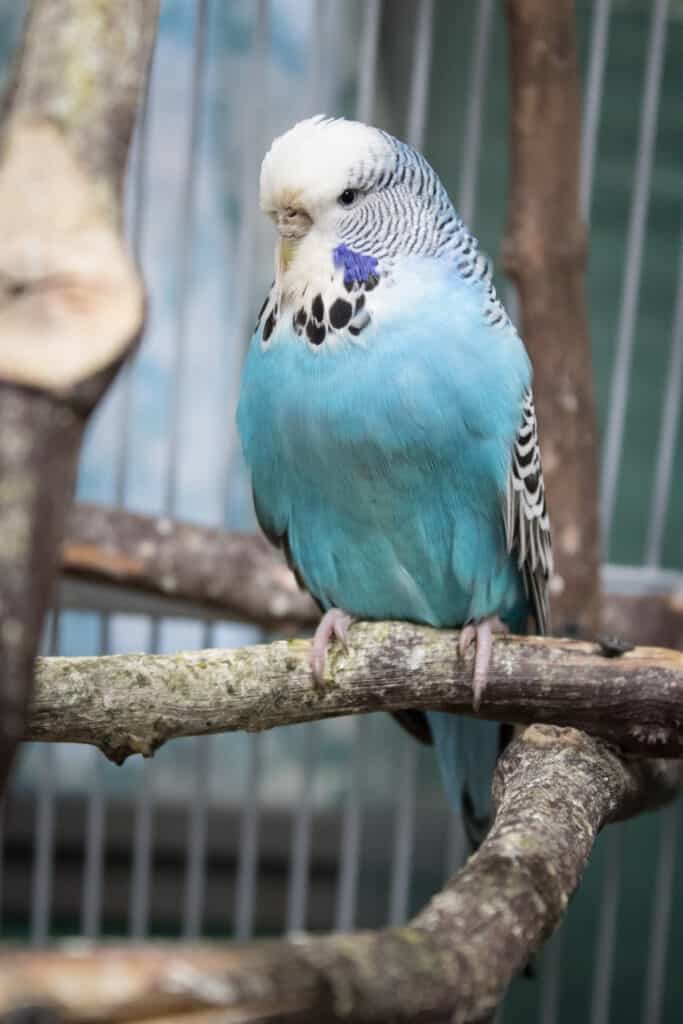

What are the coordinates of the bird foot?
(458, 617, 497, 712)
(310, 608, 355, 684)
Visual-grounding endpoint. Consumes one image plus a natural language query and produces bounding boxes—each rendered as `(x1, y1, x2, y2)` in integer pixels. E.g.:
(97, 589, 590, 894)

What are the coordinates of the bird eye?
(338, 188, 358, 207)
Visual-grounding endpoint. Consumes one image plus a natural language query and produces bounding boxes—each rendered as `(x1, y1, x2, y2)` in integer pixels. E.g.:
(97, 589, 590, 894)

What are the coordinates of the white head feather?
(260, 115, 391, 221)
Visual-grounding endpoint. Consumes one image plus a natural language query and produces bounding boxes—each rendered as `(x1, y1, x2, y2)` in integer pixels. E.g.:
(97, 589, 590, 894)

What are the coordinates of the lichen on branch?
(26, 623, 683, 762)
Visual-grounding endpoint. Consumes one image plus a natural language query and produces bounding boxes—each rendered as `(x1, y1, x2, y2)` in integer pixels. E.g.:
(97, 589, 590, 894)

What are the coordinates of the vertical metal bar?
(232, 0, 269, 357)
(136, 2, 207, 940)
(182, 620, 214, 940)
(93, 36, 155, 944)
(30, 746, 57, 946)
(539, 926, 564, 1024)
(129, 618, 158, 939)
(128, 749, 156, 938)
(286, 724, 319, 934)
(645, 231, 683, 566)
(458, 0, 494, 225)
(406, 0, 435, 151)
(356, 0, 382, 124)
(81, 751, 106, 938)
(111, 19, 154, 942)
(218, 0, 269, 512)
(579, 0, 612, 219)
(334, 717, 369, 932)
(30, 612, 60, 946)
(504, 285, 520, 329)
(305, 0, 328, 115)
(182, 734, 212, 939)
(115, 36, 154, 506)
(590, 826, 623, 1024)
(98, 37, 155, 943)
(234, 733, 263, 940)
(214, 2, 270, 942)
(388, 740, 417, 925)
(641, 801, 680, 1024)
(80, 614, 112, 939)
(600, 0, 670, 543)
(164, 0, 208, 515)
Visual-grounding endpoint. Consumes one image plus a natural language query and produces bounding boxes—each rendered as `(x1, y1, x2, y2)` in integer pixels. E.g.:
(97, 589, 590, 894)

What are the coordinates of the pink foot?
(459, 617, 496, 712)
(310, 608, 355, 683)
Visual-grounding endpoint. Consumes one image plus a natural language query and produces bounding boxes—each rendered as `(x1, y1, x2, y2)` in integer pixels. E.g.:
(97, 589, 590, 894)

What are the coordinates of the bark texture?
(0, 1, 157, 795)
(504, 0, 601, 636)
(26, 624, 683, 761)
(1, 726, 680, 1024)
(62, 503, 319, 629)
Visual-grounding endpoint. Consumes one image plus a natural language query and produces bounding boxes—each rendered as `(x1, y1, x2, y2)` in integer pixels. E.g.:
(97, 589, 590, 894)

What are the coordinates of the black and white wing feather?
(504, 390, 553, 635)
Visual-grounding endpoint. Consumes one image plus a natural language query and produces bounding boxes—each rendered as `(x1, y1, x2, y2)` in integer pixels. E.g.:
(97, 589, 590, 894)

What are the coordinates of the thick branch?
(26, 624, 683, 761)
(1, 726, 680, 1023)
(0, 2, 157, 795)
(504, 0, 601, 635)
(61, 502, 320, 629)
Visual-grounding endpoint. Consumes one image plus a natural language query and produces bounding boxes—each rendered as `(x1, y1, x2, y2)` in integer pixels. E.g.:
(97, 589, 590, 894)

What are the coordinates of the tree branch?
(61, 502, 320, 629)
(504, 0, 601, 635)
(24, 624, 683, 762)
(0, 1, 157, 795)
(1, 726, 680, 1023)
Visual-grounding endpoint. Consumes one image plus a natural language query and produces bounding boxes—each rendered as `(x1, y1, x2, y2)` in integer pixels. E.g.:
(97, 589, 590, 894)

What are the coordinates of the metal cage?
(1, 2, 682, 1022)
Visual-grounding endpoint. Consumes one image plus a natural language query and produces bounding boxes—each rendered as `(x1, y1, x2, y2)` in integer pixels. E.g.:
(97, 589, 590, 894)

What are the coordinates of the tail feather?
(425, 710, 501, 844)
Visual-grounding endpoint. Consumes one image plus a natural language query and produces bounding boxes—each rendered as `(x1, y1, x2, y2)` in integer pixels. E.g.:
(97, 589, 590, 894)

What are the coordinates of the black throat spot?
(289, 275, 380, 346)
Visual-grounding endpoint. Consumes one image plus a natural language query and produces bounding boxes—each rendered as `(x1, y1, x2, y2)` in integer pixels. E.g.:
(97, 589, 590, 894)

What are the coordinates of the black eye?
(338, 188, 357, 207)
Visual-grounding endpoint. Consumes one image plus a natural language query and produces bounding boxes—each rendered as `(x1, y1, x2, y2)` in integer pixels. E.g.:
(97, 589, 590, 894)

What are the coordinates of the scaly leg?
(310, 608, 355, 684)
(458, 616, 496, 712)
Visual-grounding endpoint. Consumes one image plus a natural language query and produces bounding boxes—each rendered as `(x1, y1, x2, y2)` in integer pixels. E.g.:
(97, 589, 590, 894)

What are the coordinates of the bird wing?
(251, 490, 315, 600)
(504, 389, 553, 635)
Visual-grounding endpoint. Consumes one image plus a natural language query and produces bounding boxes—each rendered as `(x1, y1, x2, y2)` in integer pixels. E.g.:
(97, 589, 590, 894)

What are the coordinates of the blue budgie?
(237, 117, 552, 828)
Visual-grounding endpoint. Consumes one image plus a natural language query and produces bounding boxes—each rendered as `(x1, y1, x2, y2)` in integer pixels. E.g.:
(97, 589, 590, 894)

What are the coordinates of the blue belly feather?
(238, 257, 531, 821)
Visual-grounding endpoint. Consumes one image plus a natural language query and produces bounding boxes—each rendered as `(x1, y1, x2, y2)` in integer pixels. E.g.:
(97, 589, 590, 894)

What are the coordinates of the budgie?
(237, 116, 552, 825)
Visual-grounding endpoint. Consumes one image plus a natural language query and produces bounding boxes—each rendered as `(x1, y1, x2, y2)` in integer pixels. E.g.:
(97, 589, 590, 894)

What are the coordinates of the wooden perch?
(2, 725, 681, 1023)
(26, 624, 683, 761)
(0, 1, 157, 794)
(62, 502, 320, 629)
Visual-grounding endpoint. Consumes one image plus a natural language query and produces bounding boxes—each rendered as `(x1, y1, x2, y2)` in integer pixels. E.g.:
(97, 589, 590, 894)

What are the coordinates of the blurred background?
(0, 2, 682, 1022)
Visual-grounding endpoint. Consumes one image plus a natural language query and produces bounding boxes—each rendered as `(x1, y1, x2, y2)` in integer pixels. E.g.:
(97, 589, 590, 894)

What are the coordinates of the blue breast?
(237, 257, 531, 631)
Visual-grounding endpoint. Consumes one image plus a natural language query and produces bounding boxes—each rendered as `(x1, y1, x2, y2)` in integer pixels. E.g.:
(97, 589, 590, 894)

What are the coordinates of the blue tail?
(425, 710, 501, 833)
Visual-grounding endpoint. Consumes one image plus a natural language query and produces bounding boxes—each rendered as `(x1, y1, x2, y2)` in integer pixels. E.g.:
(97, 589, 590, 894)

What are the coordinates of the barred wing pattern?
(505, 390, 553, 635)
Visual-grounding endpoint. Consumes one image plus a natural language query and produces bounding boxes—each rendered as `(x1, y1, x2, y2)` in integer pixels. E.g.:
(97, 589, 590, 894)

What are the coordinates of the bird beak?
(275, 207, 312, 274)
(279, 237, 298, 274)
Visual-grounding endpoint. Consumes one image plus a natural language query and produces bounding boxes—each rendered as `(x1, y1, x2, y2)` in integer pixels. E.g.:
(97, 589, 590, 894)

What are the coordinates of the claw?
(310, 608, 354, 684)
(458, 623, 476, 657)
(458, 617, 495, 712)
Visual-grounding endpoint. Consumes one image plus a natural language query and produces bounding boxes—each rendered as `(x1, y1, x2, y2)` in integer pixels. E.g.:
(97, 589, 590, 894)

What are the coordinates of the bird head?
(256, 117, 471, 347)
(260, 117, 392, 283)
(260, 116, 457, 292)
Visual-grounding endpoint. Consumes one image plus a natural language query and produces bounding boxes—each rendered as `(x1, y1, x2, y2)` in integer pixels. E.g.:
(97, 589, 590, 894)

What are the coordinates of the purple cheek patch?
(333, 244, 379, 287)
